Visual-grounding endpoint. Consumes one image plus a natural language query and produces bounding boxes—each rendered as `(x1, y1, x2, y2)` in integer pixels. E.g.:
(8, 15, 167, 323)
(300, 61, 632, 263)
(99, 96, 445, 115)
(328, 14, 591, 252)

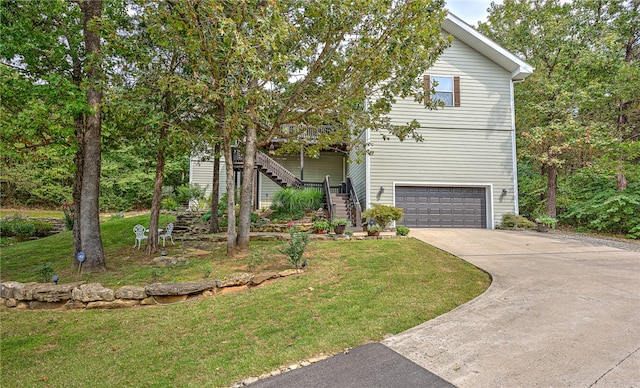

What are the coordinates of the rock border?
(0, 269, 300, 311)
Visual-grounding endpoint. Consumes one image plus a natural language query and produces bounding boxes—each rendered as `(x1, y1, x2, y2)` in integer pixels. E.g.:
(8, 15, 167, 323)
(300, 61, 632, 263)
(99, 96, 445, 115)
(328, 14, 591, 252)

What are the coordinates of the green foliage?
(500, 213, 535, 230)
(535, 215, 558, 229)
(331, 218, 350, 227)
(396, 225, 410, 236)
(368, 225, 383, 233)
(31, 221, 54, 237)
(270, 188, 323, 220)
(33, 263, 54, 283)
(362, 204, 404, 229)
(279, 228, 309, 270)
(0, 216, 37, 241)
(176, 184, 207, 207)
(562, 187, 640, 237)
(312, 221, 330, 232)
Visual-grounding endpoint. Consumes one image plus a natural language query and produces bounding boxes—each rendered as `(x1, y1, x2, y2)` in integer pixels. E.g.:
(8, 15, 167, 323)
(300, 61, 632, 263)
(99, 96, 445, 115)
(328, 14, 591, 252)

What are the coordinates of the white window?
(432, 76, 454, 106)
(424, 75, 460, 107)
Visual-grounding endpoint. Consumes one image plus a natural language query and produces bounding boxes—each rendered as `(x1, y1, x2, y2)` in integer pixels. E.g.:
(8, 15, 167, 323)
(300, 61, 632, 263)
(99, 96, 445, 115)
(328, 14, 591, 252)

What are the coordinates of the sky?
(445, 0, 498, 25)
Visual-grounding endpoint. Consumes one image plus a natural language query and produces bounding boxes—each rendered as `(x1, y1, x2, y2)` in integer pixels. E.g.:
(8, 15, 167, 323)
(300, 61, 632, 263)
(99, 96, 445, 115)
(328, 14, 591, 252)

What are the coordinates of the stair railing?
(346, 177, 362, 227)
(323, 175, 335, 221)
(255, 151, 302, 188)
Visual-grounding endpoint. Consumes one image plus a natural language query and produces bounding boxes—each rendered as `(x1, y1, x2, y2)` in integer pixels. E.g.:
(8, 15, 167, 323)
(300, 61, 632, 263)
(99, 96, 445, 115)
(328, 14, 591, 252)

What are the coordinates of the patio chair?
(133, 224, 148, 249)
(159, 223, 175, 247)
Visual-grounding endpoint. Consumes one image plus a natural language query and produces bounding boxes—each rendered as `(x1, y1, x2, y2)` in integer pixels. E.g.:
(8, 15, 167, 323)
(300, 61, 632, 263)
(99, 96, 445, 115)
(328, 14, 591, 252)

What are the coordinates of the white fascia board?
(444, 12, 534, 81)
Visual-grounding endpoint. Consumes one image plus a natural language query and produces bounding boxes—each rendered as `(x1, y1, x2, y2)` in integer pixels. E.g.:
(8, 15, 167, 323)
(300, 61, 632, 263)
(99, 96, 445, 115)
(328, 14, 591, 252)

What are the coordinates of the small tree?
(362, 204, 404, 230)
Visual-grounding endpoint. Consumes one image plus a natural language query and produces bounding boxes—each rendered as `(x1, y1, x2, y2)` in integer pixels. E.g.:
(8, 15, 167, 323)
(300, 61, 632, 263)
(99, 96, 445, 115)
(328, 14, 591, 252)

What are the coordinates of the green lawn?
(0, 216, 490, 387)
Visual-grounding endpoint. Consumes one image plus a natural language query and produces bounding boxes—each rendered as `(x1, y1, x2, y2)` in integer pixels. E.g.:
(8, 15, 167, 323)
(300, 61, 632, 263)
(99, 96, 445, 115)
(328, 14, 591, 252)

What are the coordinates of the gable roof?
(443, 13, 533, 81)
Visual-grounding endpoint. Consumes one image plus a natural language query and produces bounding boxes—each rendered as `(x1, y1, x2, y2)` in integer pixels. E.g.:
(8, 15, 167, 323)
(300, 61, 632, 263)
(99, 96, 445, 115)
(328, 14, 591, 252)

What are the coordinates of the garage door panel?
(396, 186, 487, 228)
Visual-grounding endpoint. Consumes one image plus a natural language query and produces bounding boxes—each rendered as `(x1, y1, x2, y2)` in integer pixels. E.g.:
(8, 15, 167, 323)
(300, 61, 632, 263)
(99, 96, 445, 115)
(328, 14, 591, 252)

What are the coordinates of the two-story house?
(190, 13, 533, 229)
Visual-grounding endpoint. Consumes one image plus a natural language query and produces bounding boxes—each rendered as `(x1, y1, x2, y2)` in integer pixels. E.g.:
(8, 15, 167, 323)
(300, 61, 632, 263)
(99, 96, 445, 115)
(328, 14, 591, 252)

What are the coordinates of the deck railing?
(346, 177, 362, 227)
(277, 124, 337, 142)
(323, 175, 335, 221)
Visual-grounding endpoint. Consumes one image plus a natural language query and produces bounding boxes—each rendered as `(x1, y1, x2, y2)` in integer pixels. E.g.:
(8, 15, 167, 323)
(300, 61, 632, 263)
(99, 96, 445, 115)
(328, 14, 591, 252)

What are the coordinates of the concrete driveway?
(383, 229, 640, 387)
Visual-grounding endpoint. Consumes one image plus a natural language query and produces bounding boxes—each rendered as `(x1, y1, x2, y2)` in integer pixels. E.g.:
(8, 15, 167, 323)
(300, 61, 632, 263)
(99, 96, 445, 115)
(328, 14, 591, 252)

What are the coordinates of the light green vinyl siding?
(368, 36, 517, 227)
(389, 37, 512, 131)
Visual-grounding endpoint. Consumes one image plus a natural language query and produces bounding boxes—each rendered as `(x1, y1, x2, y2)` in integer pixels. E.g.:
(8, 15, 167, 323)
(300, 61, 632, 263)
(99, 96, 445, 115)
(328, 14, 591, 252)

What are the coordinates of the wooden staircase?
(233, 149, 302, 188)
(330, 192, 350, 220)
(234, 149, 362, 227)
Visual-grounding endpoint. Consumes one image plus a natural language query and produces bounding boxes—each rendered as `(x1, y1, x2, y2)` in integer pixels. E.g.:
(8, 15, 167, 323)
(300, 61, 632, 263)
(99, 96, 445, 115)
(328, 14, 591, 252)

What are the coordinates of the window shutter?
(424, 75, 431, 105)
(454, 76, 460, 107)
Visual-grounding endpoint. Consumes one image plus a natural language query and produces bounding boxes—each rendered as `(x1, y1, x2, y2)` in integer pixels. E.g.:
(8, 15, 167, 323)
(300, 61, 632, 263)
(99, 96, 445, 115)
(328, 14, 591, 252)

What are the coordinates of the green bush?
(0, 216, 37, 241)
(32, 221, 54, 237)
(500, 213, 535, 229)
(362, 204, 403, 229)
(33, 263, 54, 283)
(270, 187, 323, 220)
(562, 187, 640, 237)
(396, 225, 410, 236)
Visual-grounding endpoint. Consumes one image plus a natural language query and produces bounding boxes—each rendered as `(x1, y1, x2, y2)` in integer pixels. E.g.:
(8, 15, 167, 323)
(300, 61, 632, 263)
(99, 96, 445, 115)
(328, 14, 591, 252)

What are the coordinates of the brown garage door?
(395, 186, 487, 228)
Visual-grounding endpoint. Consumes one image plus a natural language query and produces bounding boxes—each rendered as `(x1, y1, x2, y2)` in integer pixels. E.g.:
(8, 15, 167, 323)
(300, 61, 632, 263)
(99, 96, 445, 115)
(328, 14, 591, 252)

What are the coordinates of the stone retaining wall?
(0, 269, 300, 311)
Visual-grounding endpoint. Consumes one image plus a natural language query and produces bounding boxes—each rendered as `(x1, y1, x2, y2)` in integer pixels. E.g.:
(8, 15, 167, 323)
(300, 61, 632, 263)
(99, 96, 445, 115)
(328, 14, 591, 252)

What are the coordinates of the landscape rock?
(86, 299, 139, 309)
(4, 298, 17, 308)
(278, 269, 298, 277)
(144, 280, 219, 296)
(250, 272, 279, 286)
(11, 282, 38, 300)
(152, 256, 189, 268)
(32, 282, 85, 302)
(140, 297, 157, 305)
(29, 300, 66, 310)
(72, 283, 115, 302)
(152, 295, 188, 304)
(115, 286, 146, 300)
(1, 281, 22, 299)
(65, 300, 86, 309)
(219, 273, 251, 287)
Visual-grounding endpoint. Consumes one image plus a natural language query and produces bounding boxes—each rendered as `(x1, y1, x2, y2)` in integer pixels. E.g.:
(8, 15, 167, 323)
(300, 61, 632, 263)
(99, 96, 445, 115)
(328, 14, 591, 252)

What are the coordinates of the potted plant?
(367, 225, 382, 236)
(535, 215, 557, 232)
(331, 218, 350, 235)
(313, 220, 330, 234)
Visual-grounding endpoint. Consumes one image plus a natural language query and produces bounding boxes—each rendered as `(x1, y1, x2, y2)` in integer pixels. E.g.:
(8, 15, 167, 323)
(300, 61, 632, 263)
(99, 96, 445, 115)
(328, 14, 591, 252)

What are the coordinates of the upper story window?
(424, 75, 460, 107)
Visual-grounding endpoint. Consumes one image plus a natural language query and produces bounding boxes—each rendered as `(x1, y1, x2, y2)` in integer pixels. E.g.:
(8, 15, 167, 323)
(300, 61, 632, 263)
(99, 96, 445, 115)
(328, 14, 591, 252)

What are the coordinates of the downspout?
(365, 127, 371, 210)
(510, 79, 522, 214)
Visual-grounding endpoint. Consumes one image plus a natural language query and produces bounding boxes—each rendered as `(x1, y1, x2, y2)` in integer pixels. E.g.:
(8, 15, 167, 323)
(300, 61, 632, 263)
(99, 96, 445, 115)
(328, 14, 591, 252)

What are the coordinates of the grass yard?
(0, 215, 490, 387)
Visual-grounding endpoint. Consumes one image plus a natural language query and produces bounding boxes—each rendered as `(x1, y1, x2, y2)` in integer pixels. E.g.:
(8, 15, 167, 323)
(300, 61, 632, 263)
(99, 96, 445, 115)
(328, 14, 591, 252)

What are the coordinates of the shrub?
(362, 204, 403, 229)
(34, 263, 54, 283)
(279, 227, 309, 270)
(176, 184, 207, 208)
(535, 215, 557, 229)
(32, 221, 54, 237)
(331, 218, 350, 227)
(396, 225, 410, 236)
(500, 213, 535, 229)
(0, 216, 37, 241)
(62, 202, 74, 231)
(561, 188, 640, 236)
(312, 221, 330, 232)
(270, 187, 323, 220)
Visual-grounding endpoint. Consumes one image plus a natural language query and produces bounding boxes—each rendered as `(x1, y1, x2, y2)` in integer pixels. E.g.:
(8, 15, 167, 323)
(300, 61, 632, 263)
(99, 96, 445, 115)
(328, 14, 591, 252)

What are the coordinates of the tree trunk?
(223, 136, 236, 257)
(147, 139, 166, 255)
(79, 0, 105, 273)
(616, 159, 627, 191)
(237, 124, 257, 250)
(72, 115, 84, 269)
(210, 142, 221, 233)
(545, 164, 558, 218)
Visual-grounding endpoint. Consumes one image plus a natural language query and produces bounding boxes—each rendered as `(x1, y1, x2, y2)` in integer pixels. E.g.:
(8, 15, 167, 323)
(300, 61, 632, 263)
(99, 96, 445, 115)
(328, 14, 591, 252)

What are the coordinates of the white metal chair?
(159, 223, 175, 247)
(133, 224, 148, 249)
